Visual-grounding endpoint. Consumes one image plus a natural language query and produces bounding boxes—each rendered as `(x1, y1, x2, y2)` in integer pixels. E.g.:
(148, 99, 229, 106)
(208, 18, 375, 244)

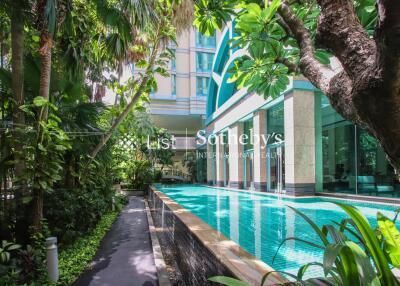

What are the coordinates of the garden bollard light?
(112, 196, 115, 211)
(46, 237, 59, 282)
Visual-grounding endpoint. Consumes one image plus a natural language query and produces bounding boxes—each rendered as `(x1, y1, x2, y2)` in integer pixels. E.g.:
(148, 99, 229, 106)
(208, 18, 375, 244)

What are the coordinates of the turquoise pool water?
(157, 184, 399, 278)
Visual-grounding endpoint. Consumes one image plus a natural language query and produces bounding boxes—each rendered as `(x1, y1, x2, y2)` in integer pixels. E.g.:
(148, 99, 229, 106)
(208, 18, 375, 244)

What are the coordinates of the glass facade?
(171, 49, 176, 71)
(196, 52, 214, 72)
(266, 102, 285, 192)
(196, 76, 210, 96)
(196, 148, 207, 183)
(223, 132, 230, 186)
(243, 120, 254, 189)
(243, 120, 254, 151)
(267, 102, 285, 145)
(319, 95, 398, 197)
(171, 74, 176, 95)
(196, 31, 216, 48)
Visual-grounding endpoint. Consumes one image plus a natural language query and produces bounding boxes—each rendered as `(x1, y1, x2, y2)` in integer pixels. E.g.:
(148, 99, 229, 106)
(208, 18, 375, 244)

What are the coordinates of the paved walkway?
(73, 197, 159, 286)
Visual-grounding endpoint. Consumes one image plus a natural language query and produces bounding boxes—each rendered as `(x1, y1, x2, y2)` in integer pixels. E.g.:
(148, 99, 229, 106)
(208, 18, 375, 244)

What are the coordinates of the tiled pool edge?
(199, 184, 400, 206)
(144, 200, 171, 286)
(148, 186, 287, 286)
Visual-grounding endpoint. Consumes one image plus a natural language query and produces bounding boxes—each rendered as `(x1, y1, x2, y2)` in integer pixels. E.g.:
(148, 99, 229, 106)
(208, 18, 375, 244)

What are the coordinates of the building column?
(215, 133, 225, 186)
(228, 123, 244, 189)
(284, 89, 316, 196)
(206, 140, 214, 185)
(253, 110, 267, 191)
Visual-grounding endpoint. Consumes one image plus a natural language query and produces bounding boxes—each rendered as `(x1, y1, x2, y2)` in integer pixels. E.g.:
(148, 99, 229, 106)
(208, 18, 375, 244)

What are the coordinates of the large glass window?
(223, 132, 230, 186)
(196, 76, 210, 96)
(171, 74, 176, 96)
(243, 120, 253, 151)
(196, 148, 207, 183)
(319, 95, 398, 197)
(267, 102, 285, 145)
(321, 122, 357, 193)
(196, 52, 214, 72)
(196, 31, 216, 48)
(243, 120, 254, 189)
(171, 49, 176, 71)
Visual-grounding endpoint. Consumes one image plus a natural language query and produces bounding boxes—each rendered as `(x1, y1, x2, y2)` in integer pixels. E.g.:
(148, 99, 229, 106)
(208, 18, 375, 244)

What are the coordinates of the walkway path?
(73, 197, 159, 286)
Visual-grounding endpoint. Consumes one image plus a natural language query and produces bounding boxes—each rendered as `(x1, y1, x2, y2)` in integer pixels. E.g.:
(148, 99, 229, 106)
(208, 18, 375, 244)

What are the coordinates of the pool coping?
(144, 200, 172, 286)
(149, 185, 287, 286)
(199, 184, 400, 207)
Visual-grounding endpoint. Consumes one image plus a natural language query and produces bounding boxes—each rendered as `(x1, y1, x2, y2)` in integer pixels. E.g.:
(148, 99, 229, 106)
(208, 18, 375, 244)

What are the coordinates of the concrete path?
(73, 197, 159, 286)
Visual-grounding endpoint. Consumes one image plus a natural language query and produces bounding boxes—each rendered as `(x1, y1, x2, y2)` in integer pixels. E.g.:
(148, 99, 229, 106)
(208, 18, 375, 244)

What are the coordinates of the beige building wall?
(147, 28, 222, 174)
(284, 89, 316, 196)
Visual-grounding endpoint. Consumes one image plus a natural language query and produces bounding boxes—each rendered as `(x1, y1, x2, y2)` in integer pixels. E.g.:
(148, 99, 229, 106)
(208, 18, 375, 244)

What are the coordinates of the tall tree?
(194, 0, 400, 174)
(89, 0, 193, 159)
(31, 0, 56, 228)
(10, 1, 26, 189)
(9, 0, 29, 240)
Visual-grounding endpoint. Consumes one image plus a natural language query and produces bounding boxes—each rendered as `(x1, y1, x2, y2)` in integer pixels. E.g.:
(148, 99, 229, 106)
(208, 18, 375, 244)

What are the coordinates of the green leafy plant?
(0, 240, 21, 264)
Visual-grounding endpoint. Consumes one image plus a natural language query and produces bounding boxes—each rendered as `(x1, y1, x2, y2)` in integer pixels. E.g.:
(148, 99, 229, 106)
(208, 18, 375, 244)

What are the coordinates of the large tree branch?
(275, 57, 298, 73)
(278, 2, 337, 94)
(375, 0, 400, 96)
(278, 0, 400, 174)
(278, 1, 359, 122)
(315, 0, 376, 80)
(375, 0, 400, 51)
(89, 26, 162, 160)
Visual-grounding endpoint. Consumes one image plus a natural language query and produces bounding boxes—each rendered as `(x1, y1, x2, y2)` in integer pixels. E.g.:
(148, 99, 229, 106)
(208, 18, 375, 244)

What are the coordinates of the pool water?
(157, 184, 399, 279)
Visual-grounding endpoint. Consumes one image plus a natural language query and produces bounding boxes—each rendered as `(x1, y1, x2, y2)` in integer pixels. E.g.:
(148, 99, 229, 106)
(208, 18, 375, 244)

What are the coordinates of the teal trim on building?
(293, 80, 317, 91)
(205, 21, 319, 126)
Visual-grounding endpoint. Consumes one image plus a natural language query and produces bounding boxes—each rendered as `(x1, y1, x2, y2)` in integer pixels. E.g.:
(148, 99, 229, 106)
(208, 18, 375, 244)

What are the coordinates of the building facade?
(146, 28, 222, 174)
(103, 28, 222, 176)
(204, 22, 399, 198)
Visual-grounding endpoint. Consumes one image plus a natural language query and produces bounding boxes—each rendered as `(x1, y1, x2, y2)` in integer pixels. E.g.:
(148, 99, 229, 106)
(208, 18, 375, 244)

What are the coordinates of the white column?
(253, 110, 267, 191)
(228, 123, 244, 189)
(207, 141, 214, 185)
(284, 89, 316, 196)
(215, 133, 225, 186)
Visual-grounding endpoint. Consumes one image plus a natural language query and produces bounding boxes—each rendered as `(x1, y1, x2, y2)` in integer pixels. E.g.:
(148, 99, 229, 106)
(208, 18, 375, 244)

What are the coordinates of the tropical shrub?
(111, 111, 175, 190)
(0, 239, 46, 285)
(210, 204, 400, 286)
(43, 187, 114, 245)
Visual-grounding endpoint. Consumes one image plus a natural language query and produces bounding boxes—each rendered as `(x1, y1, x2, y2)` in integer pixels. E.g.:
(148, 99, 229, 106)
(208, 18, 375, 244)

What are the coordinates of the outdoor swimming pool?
(156, 184, 399, 278)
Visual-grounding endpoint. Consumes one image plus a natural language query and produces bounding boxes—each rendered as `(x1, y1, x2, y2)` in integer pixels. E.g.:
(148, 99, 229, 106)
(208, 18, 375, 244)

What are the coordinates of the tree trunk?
(64, 152, 75, 188)
(11, 3, 30, 242)
(37, 31, 52, 122)
(89, 28, 162, 160)
(32, 27, 53, 230)
(11, 3, 26, 194)
(278, 0, 400, 176)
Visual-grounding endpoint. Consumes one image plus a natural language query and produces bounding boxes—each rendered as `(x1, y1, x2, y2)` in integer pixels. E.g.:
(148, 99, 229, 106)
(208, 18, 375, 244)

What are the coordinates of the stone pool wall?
(148, 189, 236, 285)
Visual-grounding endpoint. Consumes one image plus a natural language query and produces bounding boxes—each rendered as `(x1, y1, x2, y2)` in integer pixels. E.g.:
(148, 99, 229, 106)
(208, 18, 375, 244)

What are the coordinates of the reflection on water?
(158, 185, 399, 278)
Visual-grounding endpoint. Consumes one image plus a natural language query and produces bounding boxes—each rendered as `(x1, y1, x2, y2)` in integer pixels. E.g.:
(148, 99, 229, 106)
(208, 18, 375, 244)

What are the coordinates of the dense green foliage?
(0, 211, 120, 286)
(0, 0, 185, 284)
(111, 110, 175, 189)
(194, 0, 377, 98)
(182, 151, 198, 182)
